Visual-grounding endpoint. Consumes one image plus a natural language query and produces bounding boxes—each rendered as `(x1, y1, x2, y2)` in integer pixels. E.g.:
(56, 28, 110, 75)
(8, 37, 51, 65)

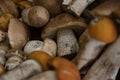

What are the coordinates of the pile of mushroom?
(0, 0, 119, 80)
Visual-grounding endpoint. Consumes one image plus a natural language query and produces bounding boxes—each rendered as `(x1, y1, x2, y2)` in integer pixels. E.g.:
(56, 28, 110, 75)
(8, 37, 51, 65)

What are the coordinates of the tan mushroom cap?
(92, 0, 120, 16)
(41, 13, 87, 39)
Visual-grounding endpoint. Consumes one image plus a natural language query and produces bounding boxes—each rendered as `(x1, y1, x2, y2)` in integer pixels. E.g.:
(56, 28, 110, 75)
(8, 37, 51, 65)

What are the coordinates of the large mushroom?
(42, 13, 86, 39)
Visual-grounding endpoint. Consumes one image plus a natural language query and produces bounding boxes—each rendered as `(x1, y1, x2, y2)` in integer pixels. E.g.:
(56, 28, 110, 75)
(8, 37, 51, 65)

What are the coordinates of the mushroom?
(0, 13, 13, 31)
(48, 57, 81, 80)
(8, 18, 29, 50)
(0, 0, 19, 17)
(5, 49, 24, 71)
(28, 51, 52, 71)
(26, 71, 57, 80)
(11, 0, 24, 4)
(91, 0, 120, 16)
(73, 16, 117, 70)
(0, 59, 42, 80)
(22, 6, 49, 28)
(24, 38, 57, 57)
(41, 13, 86, 39)
(33, 0, 63, 17)
(63, 0, 95, 16)
(57, 28, 79, 56)
(83, 35, 120, 80)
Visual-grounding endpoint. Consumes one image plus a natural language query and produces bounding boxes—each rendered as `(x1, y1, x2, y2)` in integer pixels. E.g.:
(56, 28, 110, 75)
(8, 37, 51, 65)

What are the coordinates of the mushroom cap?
(92, 0, 120, 16)
(88, 16, 117, 43)
(48, 57, 81, 80)
(28, 51, 52, 71)
(8, 18, 29, 49)
(33, 0, 63, 17)
(0, 0, 19, 18)
(41, 13, 86, 39)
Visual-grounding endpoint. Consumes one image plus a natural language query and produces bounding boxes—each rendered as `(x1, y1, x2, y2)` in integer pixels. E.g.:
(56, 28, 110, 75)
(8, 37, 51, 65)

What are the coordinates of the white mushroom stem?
(73, 31, 106, 70)
(26, 71, 57, 80)
(57, 28, 79, 56)
(42, 38, 57, 57)
(83, 36, 120, 80)
(67, 0, 95, 16)
(0, 49, 6, 65)
(0, 59, 42, 80)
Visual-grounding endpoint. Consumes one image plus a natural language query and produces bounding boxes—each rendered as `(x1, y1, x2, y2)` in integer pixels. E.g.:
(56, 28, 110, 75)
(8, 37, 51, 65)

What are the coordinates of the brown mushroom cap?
(0, 0, 19, 18)
(92, 0, 120, 16)
(33, 0, 63, 17)
(8, 18, 29, 49)
(41, 13, 87, 39)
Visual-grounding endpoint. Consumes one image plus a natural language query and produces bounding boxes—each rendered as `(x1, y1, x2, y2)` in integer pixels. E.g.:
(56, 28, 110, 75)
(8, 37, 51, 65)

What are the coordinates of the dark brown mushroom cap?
(92, 0, 120, 16)
(0, 0, 19, 18)
(41, 13, 87, 39)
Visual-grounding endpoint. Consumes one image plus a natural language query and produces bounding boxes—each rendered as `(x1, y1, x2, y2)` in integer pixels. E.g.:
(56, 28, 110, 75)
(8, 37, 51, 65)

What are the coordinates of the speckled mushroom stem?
(83, 36, 120, 80)
(67, 0, 95, 16)
(72, 30, 106, 70)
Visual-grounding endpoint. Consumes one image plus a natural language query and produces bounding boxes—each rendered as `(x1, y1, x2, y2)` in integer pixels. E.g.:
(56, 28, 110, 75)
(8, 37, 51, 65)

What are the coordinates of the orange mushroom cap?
(88, 16, 117, 43)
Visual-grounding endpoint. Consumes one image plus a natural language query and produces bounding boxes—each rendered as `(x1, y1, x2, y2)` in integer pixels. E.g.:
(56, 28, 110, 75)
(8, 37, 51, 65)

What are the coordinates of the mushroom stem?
(0, 59, 42, 80)
(67, 0, 95, 16)
(57, 28, 79, 56)
(73, 30, 106, 70)
(83, 36, 120, 80)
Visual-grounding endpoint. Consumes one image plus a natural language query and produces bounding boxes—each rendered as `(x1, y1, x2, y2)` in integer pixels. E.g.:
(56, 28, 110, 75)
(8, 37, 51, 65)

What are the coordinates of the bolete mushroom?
(0, 0, 19, 17)
(41, 13, 86, 39)
(73, 16, 117, 70)
(8, 18, 29, 50)
(22, 6, 49, 28)
(91, 0, 120, 16)
(48, 57, 81, 80)
(83, 35, 120, 80)
(33, 0, 63, 17)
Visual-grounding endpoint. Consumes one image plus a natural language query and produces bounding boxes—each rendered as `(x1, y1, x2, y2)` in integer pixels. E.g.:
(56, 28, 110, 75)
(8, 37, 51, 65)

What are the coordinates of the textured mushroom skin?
(57, 29, 79, 56)
(41, 13, 86, 39)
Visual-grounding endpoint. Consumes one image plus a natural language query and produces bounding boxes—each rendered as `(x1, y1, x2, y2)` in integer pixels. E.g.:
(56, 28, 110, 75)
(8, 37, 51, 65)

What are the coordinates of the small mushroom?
(57, 28, 79, 56)
(41, 13, 86, 39)
(27, 71, 57, 80)
(0, 0, 19, 17)
(64, 0, 95, 16)
(8, 18, 29, 50)
(0, 13, 13, 31)
(24, 40, 44, 55)
(92, 0, 120, 16)
(73, 16, 117, 70)
(28, 51, 52, 71)
(22, 6, 49, 27)
(48, 57, 81, 80)
(33, 0, 63, 17)
(0, 30, 6, 42)
(0, 59, 42, 80)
